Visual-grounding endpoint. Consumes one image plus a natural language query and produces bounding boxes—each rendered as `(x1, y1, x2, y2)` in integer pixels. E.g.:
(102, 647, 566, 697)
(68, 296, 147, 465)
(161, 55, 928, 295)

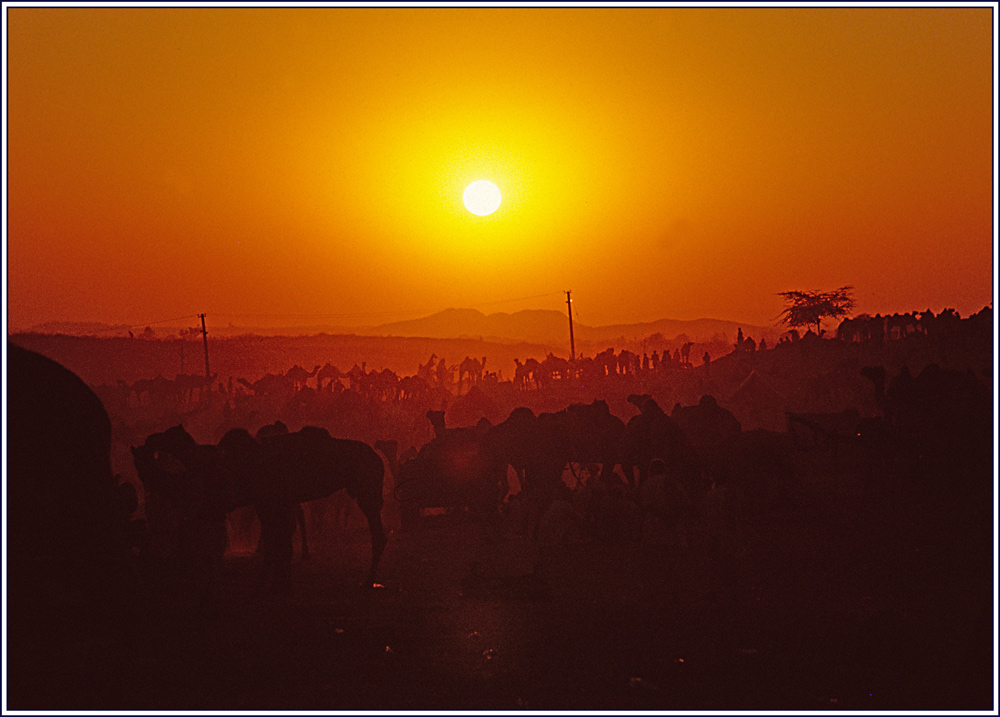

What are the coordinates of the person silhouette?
(436, 358, 450, 388)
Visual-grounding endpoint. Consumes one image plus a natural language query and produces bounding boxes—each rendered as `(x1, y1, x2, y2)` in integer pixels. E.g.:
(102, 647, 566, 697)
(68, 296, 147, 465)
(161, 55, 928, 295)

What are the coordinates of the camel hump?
(8, 341, 111, 441)
(163, 423, 197, 447)
(640, 398, 664, 415)
(298, 425, 333, 440)
(255, 420, 290, 439)
(7, 340, 123, 574)
(219, 427, 257, 452)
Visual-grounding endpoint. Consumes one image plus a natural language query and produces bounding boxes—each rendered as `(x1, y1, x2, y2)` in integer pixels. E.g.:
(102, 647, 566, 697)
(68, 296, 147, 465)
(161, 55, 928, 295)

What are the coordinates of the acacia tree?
(777, 285, 855, 336)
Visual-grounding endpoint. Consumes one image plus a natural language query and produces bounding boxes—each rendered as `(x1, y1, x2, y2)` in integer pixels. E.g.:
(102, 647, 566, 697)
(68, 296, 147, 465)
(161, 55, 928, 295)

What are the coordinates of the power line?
(83, 314, 202, 333)
(471, 291, 565, 309)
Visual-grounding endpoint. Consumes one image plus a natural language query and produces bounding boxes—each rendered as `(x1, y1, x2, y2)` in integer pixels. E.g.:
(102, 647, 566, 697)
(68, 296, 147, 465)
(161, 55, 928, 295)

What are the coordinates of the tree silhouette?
(777, 285, 855, 336)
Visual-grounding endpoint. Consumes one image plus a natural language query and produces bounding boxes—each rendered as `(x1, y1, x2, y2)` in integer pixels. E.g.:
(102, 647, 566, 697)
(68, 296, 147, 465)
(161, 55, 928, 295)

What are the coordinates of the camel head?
(426, 410, 446, 436)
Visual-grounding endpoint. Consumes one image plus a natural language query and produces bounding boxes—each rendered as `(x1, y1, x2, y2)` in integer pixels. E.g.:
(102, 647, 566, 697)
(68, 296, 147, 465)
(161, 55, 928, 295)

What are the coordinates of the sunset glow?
(4, 9, 995, 710)
(4, 7, 994, 330)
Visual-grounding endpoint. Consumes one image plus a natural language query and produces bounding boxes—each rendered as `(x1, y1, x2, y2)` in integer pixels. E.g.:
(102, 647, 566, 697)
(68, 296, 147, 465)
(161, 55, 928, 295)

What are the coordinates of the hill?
(358, 308, 778, 347)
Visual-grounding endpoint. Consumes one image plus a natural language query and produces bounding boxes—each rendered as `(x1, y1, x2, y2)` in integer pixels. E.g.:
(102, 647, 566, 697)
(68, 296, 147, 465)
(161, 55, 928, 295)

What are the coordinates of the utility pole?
(565, 290, 576, 361)
(199, 313, 211, 379)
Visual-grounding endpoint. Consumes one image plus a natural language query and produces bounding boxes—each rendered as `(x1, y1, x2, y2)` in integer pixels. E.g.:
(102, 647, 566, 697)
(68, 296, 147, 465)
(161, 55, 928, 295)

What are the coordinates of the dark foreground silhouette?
(5, 330, 994, 710)
(131, 423, 386, 601)
(6, 342, 139, 707)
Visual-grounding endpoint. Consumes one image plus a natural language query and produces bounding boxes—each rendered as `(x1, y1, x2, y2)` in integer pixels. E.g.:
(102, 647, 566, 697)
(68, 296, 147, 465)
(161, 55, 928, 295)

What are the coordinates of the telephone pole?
(199, 313, 211, 379)
(565, 290, 576, 361)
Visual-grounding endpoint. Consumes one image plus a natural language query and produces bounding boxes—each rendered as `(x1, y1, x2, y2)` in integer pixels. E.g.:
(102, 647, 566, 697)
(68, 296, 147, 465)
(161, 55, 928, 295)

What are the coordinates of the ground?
(6, 465, 994, 711)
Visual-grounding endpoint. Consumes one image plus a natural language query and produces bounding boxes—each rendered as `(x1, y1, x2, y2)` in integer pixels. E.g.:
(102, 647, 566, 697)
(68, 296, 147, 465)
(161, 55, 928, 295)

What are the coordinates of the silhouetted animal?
(396, 415, 504, 529)
(542, 353, 572, 382)
(174, 372, 217, 404)
(618, 398, 691, 487)
(237, 373, 295, 399)
(426, 409, 450, 439)
(479, 402, 625, 530)
(285, 364, 320, 390)
(397, 374, 431, 402)
(134, 424, 387, 591)
(8, 342, 135, 620)
(316, 362, 343, 390)
(417, 353, 438, 384)
(671, 395, 742, 449)
(513, 357, 542, 390)
(557, 399, 626, 469)
(245, 425, 386, 585)
(861, 365, 887, 414)
(458, 356, 486, 391)
(130, 425, 233, 605)
(254, 421, 309, 560)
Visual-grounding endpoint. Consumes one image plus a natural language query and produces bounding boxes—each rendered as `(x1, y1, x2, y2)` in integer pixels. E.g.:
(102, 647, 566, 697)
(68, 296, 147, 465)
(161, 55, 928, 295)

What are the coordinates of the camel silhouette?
(7, 342, 141, 705)
(513, 357, 542, 390)
(8, 342, 135, 619)
(235, 424, 386, 586)
(395, 414, 503, 529)
(671, 395, 742, 449)
(285, 365, 320, 391)
(416, 353, 437, 384)
(133, 424, 387, 591)
(253, 422, 310, 560)
(237, 372, 295, 398)
(174, 372, 217, 404)
(316, 362, 343, 391)
(397, 374, 431, 402)
(458, 356, 487, 392)
(618, 397, 691, 487)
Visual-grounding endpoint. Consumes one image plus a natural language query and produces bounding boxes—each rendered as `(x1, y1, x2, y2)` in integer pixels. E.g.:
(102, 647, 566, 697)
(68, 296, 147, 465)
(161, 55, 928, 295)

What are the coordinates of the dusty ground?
(7, 469, 995, 712)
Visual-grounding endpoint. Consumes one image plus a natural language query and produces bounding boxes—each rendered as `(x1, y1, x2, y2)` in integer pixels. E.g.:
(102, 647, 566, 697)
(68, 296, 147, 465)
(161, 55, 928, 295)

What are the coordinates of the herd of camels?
(8, 302, 993, 617)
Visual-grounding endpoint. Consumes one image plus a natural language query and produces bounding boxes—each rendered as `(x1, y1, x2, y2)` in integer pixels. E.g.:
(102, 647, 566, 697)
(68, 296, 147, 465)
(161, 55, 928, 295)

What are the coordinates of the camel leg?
(361, 504, 387, 586)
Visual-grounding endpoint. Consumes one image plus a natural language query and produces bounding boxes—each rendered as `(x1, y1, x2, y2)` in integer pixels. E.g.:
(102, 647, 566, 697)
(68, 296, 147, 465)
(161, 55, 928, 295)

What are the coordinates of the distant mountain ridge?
(358, 308, 777, 346)
(24, 308, 778, 345)
(22, 321, 135, 336)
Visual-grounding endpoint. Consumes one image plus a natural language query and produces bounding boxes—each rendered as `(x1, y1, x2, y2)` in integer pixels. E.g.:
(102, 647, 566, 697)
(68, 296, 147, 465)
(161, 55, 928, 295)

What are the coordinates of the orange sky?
(5, 7, 995, 332)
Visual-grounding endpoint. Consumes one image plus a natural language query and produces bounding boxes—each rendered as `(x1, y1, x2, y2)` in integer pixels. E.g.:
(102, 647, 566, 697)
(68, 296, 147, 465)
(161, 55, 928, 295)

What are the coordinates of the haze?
(5, 7, 994, 333)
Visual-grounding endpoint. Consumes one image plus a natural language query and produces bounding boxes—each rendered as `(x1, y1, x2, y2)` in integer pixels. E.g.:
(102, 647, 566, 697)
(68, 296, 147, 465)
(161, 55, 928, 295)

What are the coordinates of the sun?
(463, 180, 502, 216)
